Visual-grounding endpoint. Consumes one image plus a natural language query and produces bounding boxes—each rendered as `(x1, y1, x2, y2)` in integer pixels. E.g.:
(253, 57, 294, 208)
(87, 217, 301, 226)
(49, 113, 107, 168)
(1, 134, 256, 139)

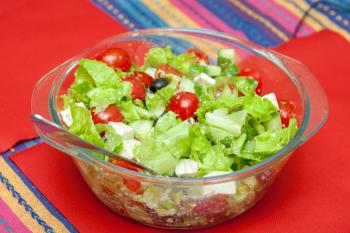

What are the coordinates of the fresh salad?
(60, 46, 298, 178)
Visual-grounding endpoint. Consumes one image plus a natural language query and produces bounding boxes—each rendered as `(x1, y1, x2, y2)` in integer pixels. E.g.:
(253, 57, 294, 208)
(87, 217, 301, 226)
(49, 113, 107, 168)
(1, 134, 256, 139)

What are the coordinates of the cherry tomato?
(96, 47, 132, 71)
(92, 104, 123, 124)
(156, 64, 183, 77)
(123, 178, 143, 194)
(110, 159, 143, 194)
(129, 71, 153, 87)
(278, 99, 297, 127)
(193, 194, 228, 216)
(168, 92, 199, 120)
(238, 68, 262, 95)
(186, 48, 209, 65)
(110, 159, 140, 172)
(122, 77, 146, 101)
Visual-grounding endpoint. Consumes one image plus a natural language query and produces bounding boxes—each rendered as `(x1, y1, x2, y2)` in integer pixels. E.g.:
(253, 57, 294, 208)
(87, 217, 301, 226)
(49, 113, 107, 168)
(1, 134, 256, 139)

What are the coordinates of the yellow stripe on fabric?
(275, 0, 350, 41)
(0, 158, 71, 233)
(229, 0, 289, 41)
(141, 0, 222, 57)
(274, 0, 325, 31)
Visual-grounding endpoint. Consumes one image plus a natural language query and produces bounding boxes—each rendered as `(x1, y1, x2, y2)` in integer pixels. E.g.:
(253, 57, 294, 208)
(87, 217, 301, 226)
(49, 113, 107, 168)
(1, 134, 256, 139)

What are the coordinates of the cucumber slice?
(205, 65, 222, 77)
(217, 48, 235, 66)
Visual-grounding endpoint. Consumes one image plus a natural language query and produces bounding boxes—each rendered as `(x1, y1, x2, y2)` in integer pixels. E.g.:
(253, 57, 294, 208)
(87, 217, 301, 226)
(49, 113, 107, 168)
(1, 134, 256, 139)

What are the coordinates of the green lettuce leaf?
(254, 118, 298, 154)
(67, 66, 95, 106)
(87, 81, 131, 113)
(119, 101, 155, 123)
(68, 103, 104, 148)
(242, 96, 278, 122)
(157, 121, 191, 159)
(146, 80, 178, 117)
(205, 109, 247, 141)
(200, 144, 234, 173)
(233, 76, 258, 96)
(79, 59, 119, 87)
(154, 111, 180, 134)
(95, 124, 123, 153)
(135, 136, 178, 176)
(144, 47, 173, 67)
(188, 124, 212, 161)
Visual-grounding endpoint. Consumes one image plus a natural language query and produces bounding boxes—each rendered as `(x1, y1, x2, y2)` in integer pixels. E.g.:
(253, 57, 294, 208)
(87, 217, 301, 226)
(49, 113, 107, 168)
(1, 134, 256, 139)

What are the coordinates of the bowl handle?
(269, 51, 329, 145)
(31, 62, 97, 164)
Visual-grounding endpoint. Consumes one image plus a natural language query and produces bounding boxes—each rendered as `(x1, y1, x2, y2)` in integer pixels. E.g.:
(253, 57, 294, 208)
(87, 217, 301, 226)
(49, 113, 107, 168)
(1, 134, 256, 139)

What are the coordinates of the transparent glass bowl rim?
(48, 27, 314, 184)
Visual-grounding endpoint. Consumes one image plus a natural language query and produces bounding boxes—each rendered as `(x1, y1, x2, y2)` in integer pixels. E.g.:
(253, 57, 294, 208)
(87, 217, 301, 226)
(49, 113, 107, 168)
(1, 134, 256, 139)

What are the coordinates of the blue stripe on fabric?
(305, 0, 350, 32)
(197, 0, 283, 47)
(91, 0, 168, 29)
(241, 0, 293, 37)
(2, 148, 78, 233)
(286, 0, 327, 28)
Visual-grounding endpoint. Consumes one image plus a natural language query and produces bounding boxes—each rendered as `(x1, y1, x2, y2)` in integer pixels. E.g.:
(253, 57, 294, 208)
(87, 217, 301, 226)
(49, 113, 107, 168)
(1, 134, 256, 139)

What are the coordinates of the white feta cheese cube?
(60, 108, 73, 127)
(262, 93, 279, 109)
(108, 122, 134, 140)
(193, 73, 216, 86)
(119, 139, 140, 160)
(175, 159, 199, 177)
(201, 171, 236, 196)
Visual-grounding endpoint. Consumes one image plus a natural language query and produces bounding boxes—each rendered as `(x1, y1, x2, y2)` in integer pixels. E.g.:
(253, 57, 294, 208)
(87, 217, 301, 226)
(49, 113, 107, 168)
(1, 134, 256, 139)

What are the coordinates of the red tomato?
(129, 71, 153, 87)
(92, 104, 123, 124)
(122, 77, 146, 101)
(168, 92, 199, 120)
(193, 194, 229, 216)
(96, 47, 132, 71)
(123, 178, 143, 194)
(110, 159, 140, 172)
(110, 159, 143, 194)
(186, 48, 209, 64)
(156, 64, 183, 77)
(238, 68, 262, 95)
(278, 99, 297, 127)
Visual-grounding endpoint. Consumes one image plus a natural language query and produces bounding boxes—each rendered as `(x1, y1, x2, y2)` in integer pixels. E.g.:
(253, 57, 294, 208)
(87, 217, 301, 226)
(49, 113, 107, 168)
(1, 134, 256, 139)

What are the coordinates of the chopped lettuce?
(242, 96, 279, 122)
(95, 124, 123, 153)
(157, 121, 191, 159)
(119, 101, 155, 123)
(154, 111, 180, 134)
(79, 59, 119, 87)
(205, 109, 247, 141)
(146, 80, 178, 117)
(144, 47, 173, 67)
(200, 144, 234, 173)
(188, 124, 212, 161)
(254, 118, 298, 154)
(129, 120, 154, 140)
(135, 136, 178, 176)
(233, 76, 258, 96)
(68, 103, 104, 148)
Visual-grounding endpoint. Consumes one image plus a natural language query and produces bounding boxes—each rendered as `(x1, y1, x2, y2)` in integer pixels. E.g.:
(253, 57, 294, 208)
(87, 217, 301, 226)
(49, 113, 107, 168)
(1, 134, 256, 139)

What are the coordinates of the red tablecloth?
(0, 0, 127, 152)
(9, 30, 350, 232)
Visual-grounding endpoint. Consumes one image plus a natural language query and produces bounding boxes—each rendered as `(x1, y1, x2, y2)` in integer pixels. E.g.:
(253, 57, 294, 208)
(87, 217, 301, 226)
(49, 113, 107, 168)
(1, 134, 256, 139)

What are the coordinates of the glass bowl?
(31, 28, 328, 229)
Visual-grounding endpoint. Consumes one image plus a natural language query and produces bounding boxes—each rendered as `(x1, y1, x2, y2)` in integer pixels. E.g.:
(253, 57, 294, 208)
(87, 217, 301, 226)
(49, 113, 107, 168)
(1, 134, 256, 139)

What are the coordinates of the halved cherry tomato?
(123, 178, 143, 194)
(168, 92, 199, 120)
(238, 68, 262, 95)
(278, 99, 297, 127)
(156, 64, 183, 77)
(128, 71, 153, 87)
(186, 48, 209, 65)
(96, 47, 132, 71)
(110, 159, 140, 172)
(92, 104, 123, 124)
(110, 159, 143, 194)
(122, 77, 146, 101)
